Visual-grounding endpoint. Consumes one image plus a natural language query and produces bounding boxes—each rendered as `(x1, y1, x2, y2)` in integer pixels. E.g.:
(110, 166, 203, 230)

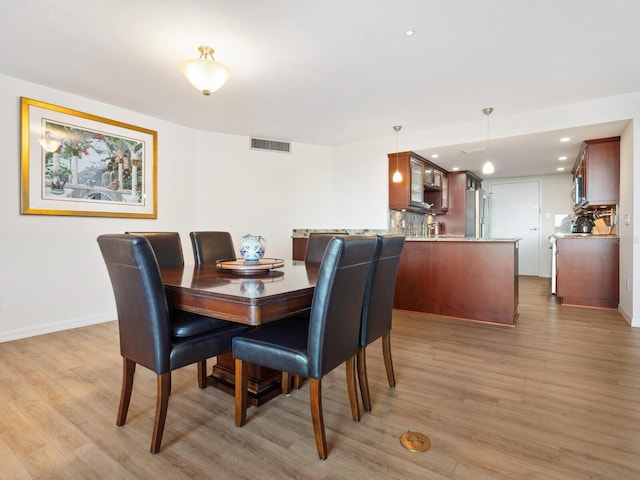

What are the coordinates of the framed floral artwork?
(20, 97, 157, 218)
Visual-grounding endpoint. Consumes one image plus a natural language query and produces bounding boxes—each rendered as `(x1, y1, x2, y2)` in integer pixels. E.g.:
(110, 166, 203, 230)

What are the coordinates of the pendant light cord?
(482, 108, 494, 174)
(392, 125, 402, 183)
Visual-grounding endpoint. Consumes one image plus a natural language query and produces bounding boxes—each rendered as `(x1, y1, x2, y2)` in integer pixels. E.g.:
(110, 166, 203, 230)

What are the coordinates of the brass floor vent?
(399, 430, 431, 452)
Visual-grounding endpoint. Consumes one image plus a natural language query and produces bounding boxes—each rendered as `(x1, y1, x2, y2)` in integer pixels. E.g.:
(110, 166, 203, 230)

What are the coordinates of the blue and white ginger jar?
(240, 234, 266, 263)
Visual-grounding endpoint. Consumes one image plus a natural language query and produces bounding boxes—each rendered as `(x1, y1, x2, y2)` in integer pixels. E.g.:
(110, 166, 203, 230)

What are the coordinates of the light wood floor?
(2, 277, 639, 479)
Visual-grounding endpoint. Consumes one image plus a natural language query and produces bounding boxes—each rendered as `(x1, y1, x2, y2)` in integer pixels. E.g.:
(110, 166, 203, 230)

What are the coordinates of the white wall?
(0, 74, 202, 341)
(192, 130, 333, 260)
(1, 73, 638, 341)
(0, 74, 336, 341)
(331, 138, 391, 229)
(618, 122, 635, 324)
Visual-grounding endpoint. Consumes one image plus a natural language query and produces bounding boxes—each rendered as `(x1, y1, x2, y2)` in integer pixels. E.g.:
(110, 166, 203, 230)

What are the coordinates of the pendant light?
(482, 107, 495, 175)
(392, 125, 403, 183)
(180, 46, 231, 95)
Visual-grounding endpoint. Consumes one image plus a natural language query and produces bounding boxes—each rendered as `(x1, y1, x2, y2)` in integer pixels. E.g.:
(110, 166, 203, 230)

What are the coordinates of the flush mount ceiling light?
(392, 125, 403, 183)
(482, 107, 495, 175)
(179, 46, 231, 95)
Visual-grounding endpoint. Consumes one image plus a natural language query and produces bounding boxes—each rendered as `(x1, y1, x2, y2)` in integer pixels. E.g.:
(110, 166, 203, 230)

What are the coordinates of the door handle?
(530, 227, 538, 231)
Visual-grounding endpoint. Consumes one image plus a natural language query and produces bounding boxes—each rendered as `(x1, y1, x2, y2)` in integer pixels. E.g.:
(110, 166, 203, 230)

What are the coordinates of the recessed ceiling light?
(452, 166, 460, 171)
(558, 156, 567, 161)
(431, 154, 439, 158)
(560, 137, 571, 142)
(557, 167, 565, 171)
(405, 29, 415, 36)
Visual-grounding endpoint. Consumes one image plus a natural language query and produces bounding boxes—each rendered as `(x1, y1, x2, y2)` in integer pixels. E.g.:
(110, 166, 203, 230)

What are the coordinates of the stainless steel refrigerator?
(465, 189, 490, 238)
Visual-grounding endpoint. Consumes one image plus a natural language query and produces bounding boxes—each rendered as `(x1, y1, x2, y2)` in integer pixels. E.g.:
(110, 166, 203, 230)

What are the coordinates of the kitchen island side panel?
(556, 236, 619, 308)
(394, 240, 519, 325)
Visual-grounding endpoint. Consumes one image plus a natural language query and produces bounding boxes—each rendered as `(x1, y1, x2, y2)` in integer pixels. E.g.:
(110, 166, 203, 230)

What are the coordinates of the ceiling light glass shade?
(482, 161, 495, 174)
(180, 46, 230, 95)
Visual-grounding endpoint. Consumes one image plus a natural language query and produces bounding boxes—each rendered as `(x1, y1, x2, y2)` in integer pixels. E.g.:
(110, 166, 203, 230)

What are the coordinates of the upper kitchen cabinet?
(572, 137, 620, 210)
(389, 151, 426, 212)
(388, 151, 448, 214)
(424, 164, 448, 213)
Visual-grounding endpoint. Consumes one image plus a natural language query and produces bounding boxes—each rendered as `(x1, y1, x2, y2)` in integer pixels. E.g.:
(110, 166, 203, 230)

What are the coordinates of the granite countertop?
(292, 228, 389, 238)
(553, 233, 619, 239)
(292, 229, 519, 242)
(405, 236, 520, 242)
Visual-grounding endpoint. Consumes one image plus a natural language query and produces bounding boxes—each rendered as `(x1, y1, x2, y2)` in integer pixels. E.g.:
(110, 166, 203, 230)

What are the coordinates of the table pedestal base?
(208, 352, 283, 406)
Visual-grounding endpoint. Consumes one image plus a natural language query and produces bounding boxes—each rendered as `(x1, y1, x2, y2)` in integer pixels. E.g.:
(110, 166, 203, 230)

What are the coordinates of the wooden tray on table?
(215, 258, 285, 275)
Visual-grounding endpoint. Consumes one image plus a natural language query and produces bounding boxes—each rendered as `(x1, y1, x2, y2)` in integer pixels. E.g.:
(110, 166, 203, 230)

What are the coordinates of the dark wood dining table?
(160, 260, 319, 405)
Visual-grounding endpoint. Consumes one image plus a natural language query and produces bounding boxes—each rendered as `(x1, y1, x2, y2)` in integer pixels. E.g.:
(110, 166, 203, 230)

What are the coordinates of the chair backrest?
(125, 231, 184, 268)
(189, 231, 236, 264)
(304, 233, 338, 263)
(307, 235, 377, 378)
(98, 234, 171, 374)
(360, 234, 405, 347)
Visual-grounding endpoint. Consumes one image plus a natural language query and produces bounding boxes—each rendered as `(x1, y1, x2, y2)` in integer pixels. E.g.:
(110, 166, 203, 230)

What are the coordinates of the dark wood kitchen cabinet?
(442, 171, 482, 236)
(394, 239, 519, 325)
(389, 151, 426, 212)
(292, 237, 307, 261)
(556, 236, 619, 308)
(389, 151, 448, 214)
(424, 165, 448, 213)
(572, 137, 620, 210)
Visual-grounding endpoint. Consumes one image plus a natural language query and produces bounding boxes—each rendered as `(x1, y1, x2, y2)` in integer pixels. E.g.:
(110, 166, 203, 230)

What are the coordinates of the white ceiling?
(1, 1, 638, 178)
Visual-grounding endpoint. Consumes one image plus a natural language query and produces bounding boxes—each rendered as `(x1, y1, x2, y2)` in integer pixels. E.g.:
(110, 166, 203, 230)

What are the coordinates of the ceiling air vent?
(250, 137, 291, 153)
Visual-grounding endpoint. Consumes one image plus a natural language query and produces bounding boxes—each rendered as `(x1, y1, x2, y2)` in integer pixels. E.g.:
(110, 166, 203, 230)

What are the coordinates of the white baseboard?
(617, 304, 639, 327)
(0, 313, 115, 343)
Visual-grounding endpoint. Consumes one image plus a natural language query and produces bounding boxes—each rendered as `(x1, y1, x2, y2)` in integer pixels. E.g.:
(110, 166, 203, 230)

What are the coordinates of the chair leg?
(282, 371, 292, 395)
(235, 358, 248, 427)
(151, 372, 171, 454)
(345, 355, 361, 422)
(116, 357, 136, 426)
(197, 360, 207, 389)
(293, 375, 304, 389)
(381, 332, 396, 387)
(309, 378, 328, 460)
(357, 346, 372, 412)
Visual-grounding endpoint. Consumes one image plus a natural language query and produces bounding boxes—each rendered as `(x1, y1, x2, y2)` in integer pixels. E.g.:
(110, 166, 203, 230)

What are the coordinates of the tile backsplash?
(388, 209, 441, 237)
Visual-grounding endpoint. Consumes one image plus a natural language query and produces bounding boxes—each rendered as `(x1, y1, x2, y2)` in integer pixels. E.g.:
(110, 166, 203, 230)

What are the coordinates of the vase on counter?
(240, 234, 266, 263)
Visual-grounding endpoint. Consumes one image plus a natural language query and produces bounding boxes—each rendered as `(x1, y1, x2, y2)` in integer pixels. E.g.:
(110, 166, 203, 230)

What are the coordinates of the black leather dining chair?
(357, 234, 405, 412)
(125, 231, 215, 389)
(304, 232, 339, 263)
(189, 231, 236, 264)
(97, 234, 250, 453)
(125, 231, 184, 268)
(233, 235, 377, 459)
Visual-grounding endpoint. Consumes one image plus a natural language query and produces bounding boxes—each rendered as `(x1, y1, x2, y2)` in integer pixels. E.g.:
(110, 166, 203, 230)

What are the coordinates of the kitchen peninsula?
(292, 230, 520, 326)
(396, 236, 519, 325)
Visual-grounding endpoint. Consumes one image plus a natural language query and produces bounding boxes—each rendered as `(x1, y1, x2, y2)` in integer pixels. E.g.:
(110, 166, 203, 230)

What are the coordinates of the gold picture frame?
(20, 97, 157, 218)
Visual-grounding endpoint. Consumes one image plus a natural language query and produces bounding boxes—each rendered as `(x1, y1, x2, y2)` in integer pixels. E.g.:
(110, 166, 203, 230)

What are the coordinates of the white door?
(489, 180, 540, 276)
